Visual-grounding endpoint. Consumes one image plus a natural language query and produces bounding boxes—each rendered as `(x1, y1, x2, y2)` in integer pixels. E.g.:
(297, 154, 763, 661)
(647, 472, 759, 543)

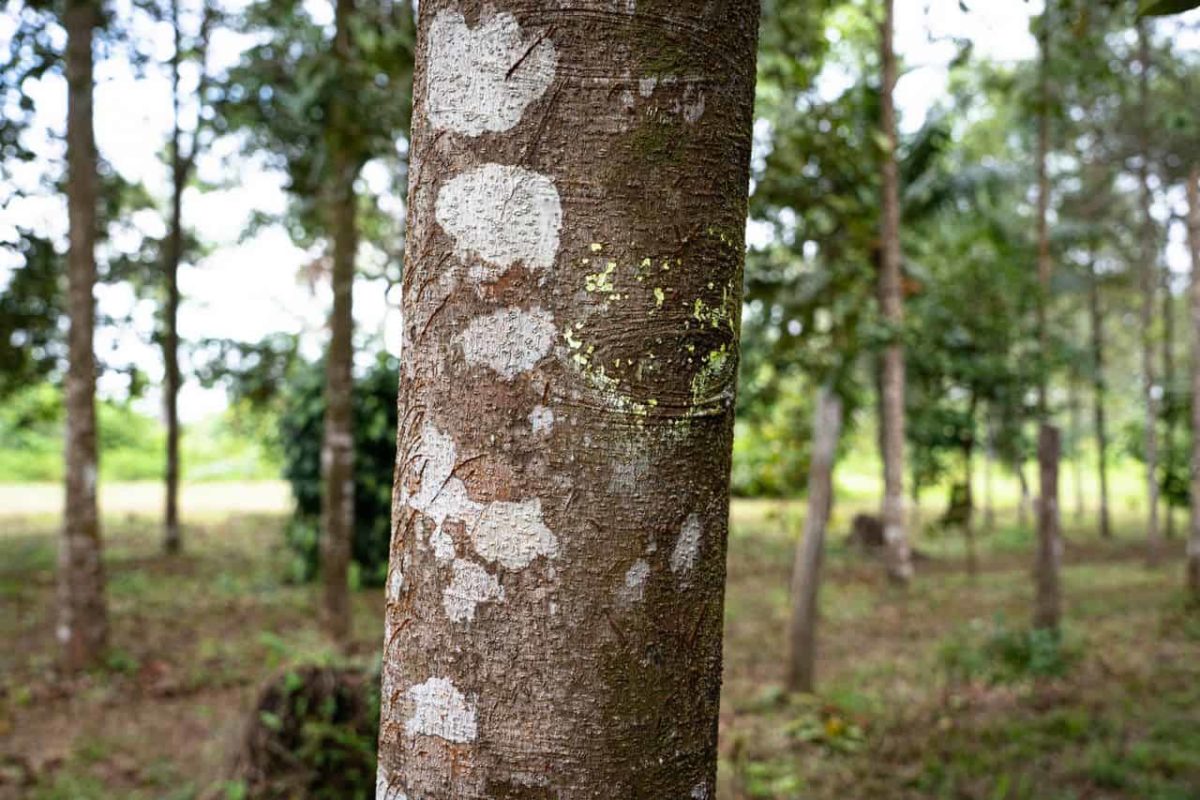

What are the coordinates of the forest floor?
(1, 483, 1198, 799)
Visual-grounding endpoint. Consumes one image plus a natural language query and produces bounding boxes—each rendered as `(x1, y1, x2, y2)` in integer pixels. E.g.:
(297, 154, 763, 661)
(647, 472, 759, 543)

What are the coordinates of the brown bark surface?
(786, 389, 842, 695)
(1137, 20, 1162, 567)
(1088, 260, 1112, 539)
(163, 0, 185, 555)
(320, 0, 359, 642)
(878, 0, 913, 585)
(59, 0, 108, 670)
(377, 1, 759, 796)
(1186, 168, 1200, 598)
(1034, 425, 1062, 632)
(1032, 8, 1061, 633)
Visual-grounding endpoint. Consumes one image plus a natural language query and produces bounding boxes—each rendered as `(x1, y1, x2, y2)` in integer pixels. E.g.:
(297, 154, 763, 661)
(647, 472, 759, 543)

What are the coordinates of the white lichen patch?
(375, 770, 408, 800)
(443, 559, 504, 622)
(691, 782, 711, 800)
(426, 10, 557, 136)
(618, 558, 650, 603)
(461, 306, 557, 379)
(638, 76, 657, 97)
(529, 404, 554, 433)
(471, 498, 558, 569)
(405, 677, 478, 743)
(430, 526, 456, 562)
(681, 86, 706, 123)
(400, 422, 481, 552)
(671, 513, 702, 574)
(436, 163, 562, 280)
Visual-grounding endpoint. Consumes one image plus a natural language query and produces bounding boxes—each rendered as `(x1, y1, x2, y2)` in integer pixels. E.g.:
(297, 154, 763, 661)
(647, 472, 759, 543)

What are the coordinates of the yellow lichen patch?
(653, 287, 665, 309)
(585, 261, 617, 294)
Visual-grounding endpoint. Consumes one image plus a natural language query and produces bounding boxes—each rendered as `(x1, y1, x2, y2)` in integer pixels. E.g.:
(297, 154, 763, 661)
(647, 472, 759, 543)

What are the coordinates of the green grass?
(0, 484, 1197, 799)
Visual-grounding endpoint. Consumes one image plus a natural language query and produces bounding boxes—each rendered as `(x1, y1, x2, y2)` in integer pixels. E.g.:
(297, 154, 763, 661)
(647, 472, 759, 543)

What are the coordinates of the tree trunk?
(1069, 377, 1083, 524)
(878, 0, 913, 586)
(1018, 463, 1031, 530)
(1088, 259, 1112, 539)
(983, 411, 996, 532)
(1137, 20, 1162, 566)
(1033, 7, 1062, 626)
(59, 0, 108, 670)
(163, 0, 184, 555)
(1162, 247, 1176, 540)
(964, 441, 977, 580)
(1186, 167, 1200, 598)
(1034, 425, 1062, 632)
(786, 389, 842, 695)
(376, 2, 759, 796)
(320, 0, 359, 643)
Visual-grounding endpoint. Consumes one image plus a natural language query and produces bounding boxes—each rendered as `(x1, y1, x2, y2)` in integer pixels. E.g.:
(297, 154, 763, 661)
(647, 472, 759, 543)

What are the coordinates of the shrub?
(278, 354, 398, 587)
(938, 616, 1079, 685)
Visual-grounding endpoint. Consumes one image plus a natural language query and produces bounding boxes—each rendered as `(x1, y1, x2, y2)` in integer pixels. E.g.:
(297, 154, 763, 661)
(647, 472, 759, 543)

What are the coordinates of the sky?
(1, 0, 1187, 423)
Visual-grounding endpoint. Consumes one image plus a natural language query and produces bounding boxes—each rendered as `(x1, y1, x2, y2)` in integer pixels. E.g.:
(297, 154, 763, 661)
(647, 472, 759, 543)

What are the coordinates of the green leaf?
(1138, 0, 1200, 17)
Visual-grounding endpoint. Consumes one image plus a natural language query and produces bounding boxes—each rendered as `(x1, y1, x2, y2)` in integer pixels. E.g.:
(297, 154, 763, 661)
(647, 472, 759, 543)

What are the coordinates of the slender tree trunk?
(1069, 376, 1084, 524)
(1185, 167, 1200, 599)
(320, 0, 359, 643)
(377, 2, 759, 795)
(59, 0, 107, 670)
(163, 0, 184, 555)
(964, 437, 977, 580)
(1162, 251, 1176, 540)
(984, 411, 996, 532)
(1033, 6, 1062, 631)
(1018, 463, 1031, 529)
(1089, 258, 1112, 539)
(786, 389, 842, 695)
(1137, 20, 1162, 567)
(878, 0, 913, 585)
(1034, 425, 1062, 632)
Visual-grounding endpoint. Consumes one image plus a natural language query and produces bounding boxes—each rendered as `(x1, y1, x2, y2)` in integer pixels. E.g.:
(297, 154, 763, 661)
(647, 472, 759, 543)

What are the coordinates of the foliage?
(239, 665, 379, 800)
(939, 617, 1080, 685)
(278, 354, 398, 587)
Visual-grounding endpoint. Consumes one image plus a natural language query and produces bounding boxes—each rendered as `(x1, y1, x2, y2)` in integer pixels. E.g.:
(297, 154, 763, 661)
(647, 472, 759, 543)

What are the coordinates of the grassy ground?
(1, 484, 1197, 799)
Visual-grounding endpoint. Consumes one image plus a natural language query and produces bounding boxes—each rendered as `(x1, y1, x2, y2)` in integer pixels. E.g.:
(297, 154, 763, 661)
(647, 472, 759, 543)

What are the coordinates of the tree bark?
(964, 395, 978, 579)
(1069, 376, 1083, 524)
(163, 0, 184, 555)
(320, 0, 359, 643)
(376, 2, 759, 795)
(878, 0, 913, 585)
(1034, 425, 1062, 632)
(1137, 20, 1162, 566)
(1162, 244, 1176, 540)
(1186, 167, 1200, 598)
(1033, 7, 1061, 626)
(983, 411, 996, 532)
(786, 389, 842, 695)
(1088, 258, 1112, 539)
(59, 0, 108, 670)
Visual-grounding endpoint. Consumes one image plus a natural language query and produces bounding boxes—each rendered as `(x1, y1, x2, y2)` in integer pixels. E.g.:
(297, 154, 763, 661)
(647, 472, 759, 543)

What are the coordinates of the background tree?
(877, 0, 913, 584)
(220, 0, 414, 639)
(60, 0, 108, 670)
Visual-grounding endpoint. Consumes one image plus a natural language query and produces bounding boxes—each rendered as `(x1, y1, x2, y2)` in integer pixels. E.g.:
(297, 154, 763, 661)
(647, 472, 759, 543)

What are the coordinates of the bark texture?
(320, 0, 360, 643)
(377, 1, 759, 796)
(1186, 167, 1200, 598)
(1034, 425, 1062, 632)
(878, 0, 913, 585)
(1137, 20, 1162, 566)
(59, 0, 108, 670)
(785, 389, 842, 695)
(163, 0, 185, 555)
(1088, 260, 1112, 539)
(1033, 7, 1061, 632)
